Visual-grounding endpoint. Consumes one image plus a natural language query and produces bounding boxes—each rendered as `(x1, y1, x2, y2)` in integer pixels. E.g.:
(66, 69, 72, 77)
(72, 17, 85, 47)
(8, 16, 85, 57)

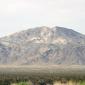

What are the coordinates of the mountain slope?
(0, 26, 85, 65)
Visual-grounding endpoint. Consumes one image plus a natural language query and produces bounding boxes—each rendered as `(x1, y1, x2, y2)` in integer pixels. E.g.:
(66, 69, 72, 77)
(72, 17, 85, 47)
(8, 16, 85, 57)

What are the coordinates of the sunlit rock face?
(0, 26, 85, 65)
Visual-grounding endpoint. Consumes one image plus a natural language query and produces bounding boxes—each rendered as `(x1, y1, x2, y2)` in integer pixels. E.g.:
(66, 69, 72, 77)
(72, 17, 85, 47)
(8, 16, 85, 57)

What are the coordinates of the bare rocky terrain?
(0, 26, 85, 65)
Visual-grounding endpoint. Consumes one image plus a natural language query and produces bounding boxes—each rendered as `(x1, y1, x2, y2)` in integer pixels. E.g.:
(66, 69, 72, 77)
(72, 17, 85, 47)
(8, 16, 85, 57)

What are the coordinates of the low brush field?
(0, 65, 85, 85)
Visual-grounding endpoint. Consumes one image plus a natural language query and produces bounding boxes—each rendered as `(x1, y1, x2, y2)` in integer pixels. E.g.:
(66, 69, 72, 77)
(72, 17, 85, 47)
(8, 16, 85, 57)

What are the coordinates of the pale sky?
(0, 0, 85, 37)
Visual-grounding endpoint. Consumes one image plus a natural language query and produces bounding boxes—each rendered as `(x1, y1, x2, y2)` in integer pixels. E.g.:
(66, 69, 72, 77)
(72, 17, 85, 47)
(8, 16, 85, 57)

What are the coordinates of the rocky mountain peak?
(0, 26, 85, 65)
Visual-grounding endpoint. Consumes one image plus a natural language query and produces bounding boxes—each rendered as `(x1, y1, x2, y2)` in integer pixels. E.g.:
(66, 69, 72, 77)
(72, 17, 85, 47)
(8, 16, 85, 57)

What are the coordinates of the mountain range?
(0, 26, 85, 65)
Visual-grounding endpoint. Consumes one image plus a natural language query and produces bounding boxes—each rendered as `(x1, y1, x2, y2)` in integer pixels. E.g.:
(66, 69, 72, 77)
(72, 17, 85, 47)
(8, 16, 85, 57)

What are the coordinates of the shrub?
(16, 81, 33, 85)
(79, 81, 85, 85)
(17, 82, 28, 85)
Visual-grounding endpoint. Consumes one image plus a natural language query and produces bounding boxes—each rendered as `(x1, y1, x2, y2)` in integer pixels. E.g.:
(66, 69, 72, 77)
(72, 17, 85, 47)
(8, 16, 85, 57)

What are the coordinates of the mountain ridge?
(0, 26, 85, 65)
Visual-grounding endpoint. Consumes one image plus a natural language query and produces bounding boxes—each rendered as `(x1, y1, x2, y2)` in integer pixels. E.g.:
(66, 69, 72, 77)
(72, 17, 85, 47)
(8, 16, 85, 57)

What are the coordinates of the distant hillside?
(0, 26, 85, 65)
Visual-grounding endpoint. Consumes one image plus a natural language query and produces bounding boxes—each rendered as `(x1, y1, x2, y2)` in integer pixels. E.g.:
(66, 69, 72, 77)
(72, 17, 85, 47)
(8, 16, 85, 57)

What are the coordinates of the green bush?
(17, 81, 32, 85)
(79, 81, 85, 85)
(16, 82, 28, 85)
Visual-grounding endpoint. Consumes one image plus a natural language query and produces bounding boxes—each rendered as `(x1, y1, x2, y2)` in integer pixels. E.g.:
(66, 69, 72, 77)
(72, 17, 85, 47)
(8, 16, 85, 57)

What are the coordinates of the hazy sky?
(0, 0, 85, 37)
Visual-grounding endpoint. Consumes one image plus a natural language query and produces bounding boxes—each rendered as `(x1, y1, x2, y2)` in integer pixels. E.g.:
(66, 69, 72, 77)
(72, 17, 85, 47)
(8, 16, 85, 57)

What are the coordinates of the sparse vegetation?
(0, 79, 85, 85)
(0, 65, 85, 85)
